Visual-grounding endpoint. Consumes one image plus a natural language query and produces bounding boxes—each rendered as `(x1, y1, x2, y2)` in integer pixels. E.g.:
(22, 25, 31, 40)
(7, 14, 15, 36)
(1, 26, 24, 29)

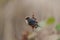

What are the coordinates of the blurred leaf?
(56, 24, 60, 31)
(46, 17, 55, 25)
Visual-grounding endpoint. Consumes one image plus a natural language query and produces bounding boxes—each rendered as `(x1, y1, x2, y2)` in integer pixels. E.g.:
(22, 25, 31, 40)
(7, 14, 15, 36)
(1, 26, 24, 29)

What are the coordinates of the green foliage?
(46, 17, 55, 25)
(56, 24, 60, 31)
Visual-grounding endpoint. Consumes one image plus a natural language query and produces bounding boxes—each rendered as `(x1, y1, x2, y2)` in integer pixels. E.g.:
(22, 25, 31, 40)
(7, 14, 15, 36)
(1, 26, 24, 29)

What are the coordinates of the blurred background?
(0, 0, 60, 40)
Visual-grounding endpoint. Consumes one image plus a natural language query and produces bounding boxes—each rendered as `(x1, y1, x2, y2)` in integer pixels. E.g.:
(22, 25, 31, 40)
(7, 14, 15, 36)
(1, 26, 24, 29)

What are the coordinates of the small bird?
(25, 16, 39, 29)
